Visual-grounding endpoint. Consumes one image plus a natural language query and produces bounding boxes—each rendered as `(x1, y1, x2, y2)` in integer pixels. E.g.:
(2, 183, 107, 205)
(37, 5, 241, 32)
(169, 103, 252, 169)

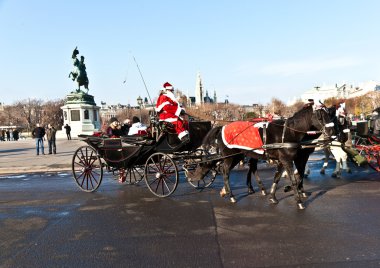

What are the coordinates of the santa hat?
(163, 82, 174, 90)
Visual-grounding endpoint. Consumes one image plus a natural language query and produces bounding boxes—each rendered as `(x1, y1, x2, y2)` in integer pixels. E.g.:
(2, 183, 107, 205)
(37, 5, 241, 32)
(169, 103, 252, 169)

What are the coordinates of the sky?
(1, 0, 380, 106)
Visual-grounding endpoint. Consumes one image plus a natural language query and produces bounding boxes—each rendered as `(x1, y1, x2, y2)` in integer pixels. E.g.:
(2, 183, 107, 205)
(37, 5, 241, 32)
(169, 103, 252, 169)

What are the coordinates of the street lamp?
(137, 96, 143, 121)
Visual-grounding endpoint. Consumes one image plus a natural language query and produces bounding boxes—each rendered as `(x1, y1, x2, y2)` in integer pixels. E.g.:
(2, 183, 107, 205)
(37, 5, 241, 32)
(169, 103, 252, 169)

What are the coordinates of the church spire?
(195, 72, 203, 106)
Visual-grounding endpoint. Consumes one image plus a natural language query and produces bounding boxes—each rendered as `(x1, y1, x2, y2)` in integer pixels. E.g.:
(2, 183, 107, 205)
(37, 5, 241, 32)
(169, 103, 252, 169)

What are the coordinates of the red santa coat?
(155, 90, 182, 122)
(155, 90, 189, 139)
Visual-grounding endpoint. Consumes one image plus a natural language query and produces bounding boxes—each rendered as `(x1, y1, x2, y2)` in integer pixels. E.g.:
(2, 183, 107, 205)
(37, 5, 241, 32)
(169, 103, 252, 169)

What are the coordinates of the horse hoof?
(220, 188, 227, 198)
(261, 190, 267, 196)
(283, 185, 292, 193)
(297, 203, 306, 210)
(331, 173, 337, 178)
(248, 188, 255, 195)
(320, 169, 325, 175)
(230, 197, 237, 203)
(269, 197, 279, 204)
(347, 168, 352, 174)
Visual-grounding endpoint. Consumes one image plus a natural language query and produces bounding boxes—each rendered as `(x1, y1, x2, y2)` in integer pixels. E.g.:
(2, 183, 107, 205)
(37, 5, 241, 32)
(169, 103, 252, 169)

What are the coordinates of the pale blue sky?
(1, 0, 380, 106)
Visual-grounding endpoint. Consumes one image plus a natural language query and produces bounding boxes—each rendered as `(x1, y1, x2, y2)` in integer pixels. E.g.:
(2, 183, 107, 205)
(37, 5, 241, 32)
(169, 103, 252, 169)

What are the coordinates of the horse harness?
(261, 119, 299, 151)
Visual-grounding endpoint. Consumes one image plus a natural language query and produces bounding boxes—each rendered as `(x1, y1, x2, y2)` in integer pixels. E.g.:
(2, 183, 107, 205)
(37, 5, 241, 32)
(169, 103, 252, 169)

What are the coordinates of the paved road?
(1, 159, 380, 267)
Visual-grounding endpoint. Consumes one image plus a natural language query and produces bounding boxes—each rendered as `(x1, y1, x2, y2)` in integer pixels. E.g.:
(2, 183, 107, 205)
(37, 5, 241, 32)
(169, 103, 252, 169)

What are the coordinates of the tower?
(195, 72, 203, 106)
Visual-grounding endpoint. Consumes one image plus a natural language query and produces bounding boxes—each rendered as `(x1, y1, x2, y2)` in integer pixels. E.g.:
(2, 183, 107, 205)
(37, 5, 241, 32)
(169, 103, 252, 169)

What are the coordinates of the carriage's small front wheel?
(72, 146, 103, 192)
(144, 152, 178, 197)
(184, 149, 217, 189)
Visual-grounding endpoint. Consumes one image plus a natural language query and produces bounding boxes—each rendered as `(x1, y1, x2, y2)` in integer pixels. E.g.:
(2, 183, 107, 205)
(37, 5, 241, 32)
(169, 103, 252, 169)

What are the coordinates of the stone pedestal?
(58, 90, 100, 138)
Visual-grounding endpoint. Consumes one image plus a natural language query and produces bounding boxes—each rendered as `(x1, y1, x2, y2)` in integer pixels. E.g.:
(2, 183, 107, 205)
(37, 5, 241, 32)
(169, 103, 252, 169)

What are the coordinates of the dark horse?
(286, 105, 350, 192)
(189, 103, 334, 209)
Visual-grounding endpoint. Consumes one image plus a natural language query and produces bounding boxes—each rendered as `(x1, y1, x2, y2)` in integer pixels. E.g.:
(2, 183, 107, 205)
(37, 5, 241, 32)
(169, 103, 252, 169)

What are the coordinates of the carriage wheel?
(185, 149, 217, 189)
(144, 152, 178, 197)
(124, 166, 145, 184)
(72, 146, 103, 192)
(363, 149, 380, 172)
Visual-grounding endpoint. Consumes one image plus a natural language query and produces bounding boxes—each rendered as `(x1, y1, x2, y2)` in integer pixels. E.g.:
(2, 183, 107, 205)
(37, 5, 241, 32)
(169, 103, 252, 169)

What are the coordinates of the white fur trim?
(178, 130, 189, 139)
(254, 122, 269, 128)
(175, 106, 182, 117)
(156, 101, 170, 112)
(164, 91, 178, 103)
(343, 129, 350, 133)
(159, 118, 177, 123)
(325, 122, 334, 128)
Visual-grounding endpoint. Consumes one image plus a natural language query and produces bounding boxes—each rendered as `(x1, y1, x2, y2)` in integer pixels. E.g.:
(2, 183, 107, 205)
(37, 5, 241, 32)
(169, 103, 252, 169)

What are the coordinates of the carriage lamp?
(137, 96, 143, 121)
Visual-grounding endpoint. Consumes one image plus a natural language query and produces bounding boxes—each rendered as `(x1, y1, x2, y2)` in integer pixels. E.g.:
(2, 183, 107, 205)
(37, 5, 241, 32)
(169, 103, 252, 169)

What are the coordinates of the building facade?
(301, 81, 380, 102)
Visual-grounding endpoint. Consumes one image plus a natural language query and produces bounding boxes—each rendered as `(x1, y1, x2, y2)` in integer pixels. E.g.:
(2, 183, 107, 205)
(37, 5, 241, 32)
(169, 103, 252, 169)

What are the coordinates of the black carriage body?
(78, 135, 154, 169)
(78, 120, 212, 168)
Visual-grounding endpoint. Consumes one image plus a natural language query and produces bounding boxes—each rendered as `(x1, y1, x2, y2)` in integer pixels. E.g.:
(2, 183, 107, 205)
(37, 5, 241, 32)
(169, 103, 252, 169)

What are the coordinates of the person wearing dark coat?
(46, 124, 57, 154)
(32, 123, 45, 155)
(64, 124, 71, 140)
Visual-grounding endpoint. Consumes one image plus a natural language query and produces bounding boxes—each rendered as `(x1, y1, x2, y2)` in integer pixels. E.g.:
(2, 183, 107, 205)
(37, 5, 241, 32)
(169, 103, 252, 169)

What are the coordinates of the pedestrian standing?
(32, 123, 45, 155)
(64, 124, 72, 140)
(46, 124, 57, 154)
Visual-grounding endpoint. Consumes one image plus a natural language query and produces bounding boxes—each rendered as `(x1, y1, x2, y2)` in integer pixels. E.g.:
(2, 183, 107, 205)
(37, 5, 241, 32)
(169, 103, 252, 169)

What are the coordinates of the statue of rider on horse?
(68, 47, 89, 93)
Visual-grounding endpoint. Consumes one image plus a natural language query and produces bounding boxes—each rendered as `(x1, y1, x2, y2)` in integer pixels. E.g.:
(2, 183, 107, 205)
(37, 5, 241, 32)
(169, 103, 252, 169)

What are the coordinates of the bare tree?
(286, 99, 305, 116)
(41, 99, 65, 128)
(14, 98, 44, 133)
(267, 98, 287, 116)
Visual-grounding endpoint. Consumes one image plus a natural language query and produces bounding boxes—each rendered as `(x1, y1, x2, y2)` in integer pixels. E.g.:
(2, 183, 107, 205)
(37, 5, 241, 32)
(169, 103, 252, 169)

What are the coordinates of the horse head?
(311, 105, 335, 138)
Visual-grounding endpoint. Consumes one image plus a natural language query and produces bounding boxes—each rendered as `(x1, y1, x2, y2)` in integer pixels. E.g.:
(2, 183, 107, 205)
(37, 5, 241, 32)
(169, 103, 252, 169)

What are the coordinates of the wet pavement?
(1, 138, 380, 267)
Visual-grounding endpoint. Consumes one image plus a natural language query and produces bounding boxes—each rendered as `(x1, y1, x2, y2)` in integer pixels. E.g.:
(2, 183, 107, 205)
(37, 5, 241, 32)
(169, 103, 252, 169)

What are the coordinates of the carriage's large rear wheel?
(144, 152, 178, 197)
(72, 146, 103, 192)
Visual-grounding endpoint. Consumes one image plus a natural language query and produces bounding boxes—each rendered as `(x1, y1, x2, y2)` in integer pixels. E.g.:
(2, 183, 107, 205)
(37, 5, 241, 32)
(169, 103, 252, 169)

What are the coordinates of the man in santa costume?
(155, 82, 189, 142)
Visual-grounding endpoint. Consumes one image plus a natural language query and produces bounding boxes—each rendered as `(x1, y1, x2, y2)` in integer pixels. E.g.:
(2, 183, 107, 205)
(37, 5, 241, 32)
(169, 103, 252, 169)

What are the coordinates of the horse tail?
(202, 126, 223, 151)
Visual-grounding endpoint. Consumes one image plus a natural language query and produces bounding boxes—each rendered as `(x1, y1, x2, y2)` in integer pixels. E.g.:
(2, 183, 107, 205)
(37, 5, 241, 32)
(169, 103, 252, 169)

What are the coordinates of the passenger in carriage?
(128, 116, 148, 136)
(106, 117, 123, 138)
(121, 118, 132, 136)
(155, 82, 189, 143)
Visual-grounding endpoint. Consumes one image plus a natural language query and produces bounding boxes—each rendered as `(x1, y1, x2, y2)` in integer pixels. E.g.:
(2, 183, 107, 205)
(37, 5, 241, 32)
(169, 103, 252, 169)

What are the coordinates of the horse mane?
(285, 104, 313, 131)
(202, 125, 222, 150)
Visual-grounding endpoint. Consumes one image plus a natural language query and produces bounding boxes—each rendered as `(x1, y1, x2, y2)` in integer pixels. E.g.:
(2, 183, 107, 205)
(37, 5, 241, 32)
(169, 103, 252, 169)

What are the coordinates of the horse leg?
(269, 162, 284, 205)
(331, 146, 342, 178)
(219, 158, 236, 203)
(304, 163, 311, 178)
(255, 170, 267, 196)
(284, 162, 305, 210)
(246, 158, 255, 194)
(320, 148, 330, 174)
(331, 160, 341, 178)
(340, 149, 351, 173)
(247, 158, 267, 195)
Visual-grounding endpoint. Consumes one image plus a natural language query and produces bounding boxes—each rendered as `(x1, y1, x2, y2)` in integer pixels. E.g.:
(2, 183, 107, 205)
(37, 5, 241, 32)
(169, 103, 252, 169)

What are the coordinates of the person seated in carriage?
(106, 117, 123, 138)
(128, 116, 148, 136)
(155, 82, 189, 143)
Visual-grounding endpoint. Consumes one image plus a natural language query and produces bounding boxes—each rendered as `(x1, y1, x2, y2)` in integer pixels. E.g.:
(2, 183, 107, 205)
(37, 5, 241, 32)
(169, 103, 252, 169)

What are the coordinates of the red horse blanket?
(222, 121, 264, 153)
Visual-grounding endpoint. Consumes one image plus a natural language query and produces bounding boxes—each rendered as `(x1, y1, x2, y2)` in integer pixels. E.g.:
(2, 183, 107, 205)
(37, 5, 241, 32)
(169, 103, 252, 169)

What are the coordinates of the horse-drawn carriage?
(71, 119, 218, 197)
(72, 102, 342, 210)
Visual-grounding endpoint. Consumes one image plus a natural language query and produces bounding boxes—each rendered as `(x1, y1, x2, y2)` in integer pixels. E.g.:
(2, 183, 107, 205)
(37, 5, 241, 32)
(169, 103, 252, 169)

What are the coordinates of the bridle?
(313, 107, 335, 138)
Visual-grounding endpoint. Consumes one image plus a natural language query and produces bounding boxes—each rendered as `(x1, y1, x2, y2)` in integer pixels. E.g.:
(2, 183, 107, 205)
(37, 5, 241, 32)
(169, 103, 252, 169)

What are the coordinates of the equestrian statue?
(68, 46, 89, 93)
